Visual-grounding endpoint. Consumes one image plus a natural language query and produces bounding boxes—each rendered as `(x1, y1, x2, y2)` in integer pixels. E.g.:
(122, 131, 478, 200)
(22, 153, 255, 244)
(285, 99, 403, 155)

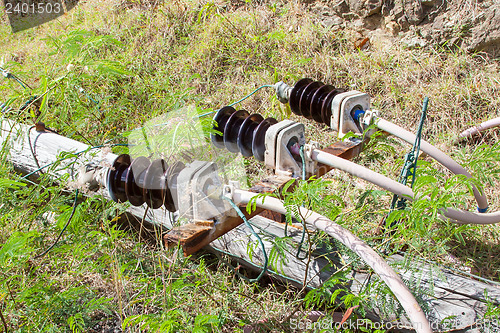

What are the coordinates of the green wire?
(227, 84, 274, 108)
(388, 97, 429, 228)
(300, 145, 306, 181)
(282, 146, 308, 259)
(222, 196, 269, 282)
(407, 97, 429, 188)
(295, 145, 308, 259)
(77, 87, 100, 106)
(196, 84, 274, 118)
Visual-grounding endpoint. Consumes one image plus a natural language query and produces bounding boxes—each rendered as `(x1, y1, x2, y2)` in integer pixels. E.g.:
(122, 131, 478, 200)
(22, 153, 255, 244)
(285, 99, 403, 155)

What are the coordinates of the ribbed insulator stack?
(211, 106, 278, 161)
(289, 78, 345, 126)
(107, 154, 184, 211)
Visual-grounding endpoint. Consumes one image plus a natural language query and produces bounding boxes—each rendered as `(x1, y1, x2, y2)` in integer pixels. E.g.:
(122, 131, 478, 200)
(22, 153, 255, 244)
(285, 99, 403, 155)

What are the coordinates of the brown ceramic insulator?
(211, 106, 237, 149)
(289, 78, 346, 126)
(237, 114, 264, 157)
(309, 85, 334, 123)
(299, 81, 323, 119)
(252, 117, 278, 161)
(212, 107, 277, 161)
(163, 161, 185, 212)
(143, 159, 168, 209)
(125, 156, 149, 206)
(289, 78, 313, 116)
(107, 154, 180, 212)
(320, 88, 345, 126)
(224, 110, 250, 153)
(108, 154, 131, 203)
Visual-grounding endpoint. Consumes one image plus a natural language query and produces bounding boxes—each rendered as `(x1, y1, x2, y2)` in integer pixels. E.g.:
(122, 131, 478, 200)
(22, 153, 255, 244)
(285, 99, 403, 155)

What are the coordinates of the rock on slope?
(310, 0, 500, 55)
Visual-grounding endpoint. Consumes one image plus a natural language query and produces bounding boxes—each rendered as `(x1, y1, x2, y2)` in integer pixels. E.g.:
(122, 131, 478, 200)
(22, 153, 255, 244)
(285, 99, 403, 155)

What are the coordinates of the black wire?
(1, 66, 32, 90)
(12, 74, 32, 90)
(27, 126, 44, 174)
(34, 190, 80, 259)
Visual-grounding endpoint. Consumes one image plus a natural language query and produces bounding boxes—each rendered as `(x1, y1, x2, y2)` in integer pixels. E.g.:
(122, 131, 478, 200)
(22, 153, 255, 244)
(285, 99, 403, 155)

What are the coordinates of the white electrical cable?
(231, 189, 433, 333)
(374, 117, 488, 212)
(459, 116, 500, 139)
(312, 149, 500, 225)
(440, 208, 500, 225)
(312, 149, 414, 199)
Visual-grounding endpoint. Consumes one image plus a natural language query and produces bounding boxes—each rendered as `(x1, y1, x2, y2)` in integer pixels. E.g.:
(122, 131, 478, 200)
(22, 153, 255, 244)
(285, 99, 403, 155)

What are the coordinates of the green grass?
(0, 0, 500, 331)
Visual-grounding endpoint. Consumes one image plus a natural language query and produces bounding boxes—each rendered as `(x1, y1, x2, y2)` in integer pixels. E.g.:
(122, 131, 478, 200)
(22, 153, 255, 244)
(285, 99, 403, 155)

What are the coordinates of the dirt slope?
(309, 0, 500, 56)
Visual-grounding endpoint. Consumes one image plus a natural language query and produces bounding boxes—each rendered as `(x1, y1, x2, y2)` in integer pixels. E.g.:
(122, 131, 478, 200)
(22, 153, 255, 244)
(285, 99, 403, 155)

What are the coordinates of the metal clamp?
(222, 181, 240, 217)
(177, 161, 226, 221)
(274, 81, 292, 104)
(223, 181, 240, 199)
(330, 91, 370, 138)
(77, 163, 106, 192)
(304, 141, 320, 177)
(265, 120, 306, 178)
(362, 109, 379, 128)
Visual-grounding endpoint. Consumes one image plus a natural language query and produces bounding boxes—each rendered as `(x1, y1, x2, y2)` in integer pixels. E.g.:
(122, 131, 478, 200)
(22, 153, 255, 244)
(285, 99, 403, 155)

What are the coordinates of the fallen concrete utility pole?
(1, 116, 499, 332)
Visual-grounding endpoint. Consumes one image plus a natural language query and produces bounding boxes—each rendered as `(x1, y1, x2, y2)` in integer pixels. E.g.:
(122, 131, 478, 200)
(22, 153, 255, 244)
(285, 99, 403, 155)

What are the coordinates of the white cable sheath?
(312, 149, 414, 199)
(312, 149, 500, 224)
(231, 189, 433, 333)
(374, 117, 488, 212)
(459, 116, 500, 139)
(440, 208, 500, 225)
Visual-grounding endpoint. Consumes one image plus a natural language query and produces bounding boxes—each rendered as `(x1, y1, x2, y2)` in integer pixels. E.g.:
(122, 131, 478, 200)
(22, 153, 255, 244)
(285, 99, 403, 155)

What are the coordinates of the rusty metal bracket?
(315, 139, 365, 178)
